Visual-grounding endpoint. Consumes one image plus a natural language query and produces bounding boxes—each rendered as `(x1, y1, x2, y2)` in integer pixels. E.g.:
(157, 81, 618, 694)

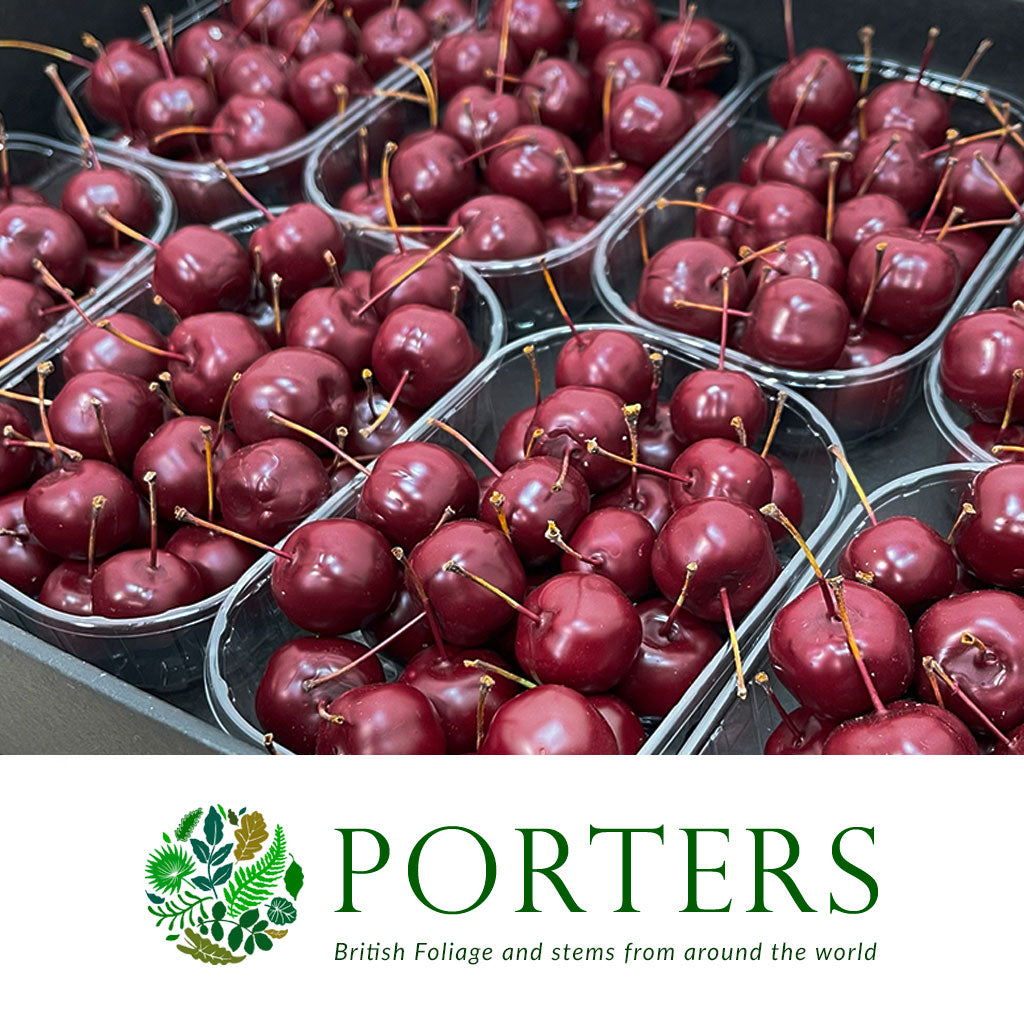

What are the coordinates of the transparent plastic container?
(304, 10, 753, 337)
(1, 132, 175, 375)
(54, 0, 473, 224)
(925, 232, 1024, 463)
(205, 323, 849, 752)
(593, 57, 1024, 445)
(676, 462, 983, 755)
(0, 207, 505, 694)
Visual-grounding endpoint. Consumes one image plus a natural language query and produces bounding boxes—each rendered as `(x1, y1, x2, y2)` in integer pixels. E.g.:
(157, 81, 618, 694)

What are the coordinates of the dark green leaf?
(191, 876, 214, 892)
(244, 935, 255, 956)
(191, 839, 211, 863)
(166, 934, 179, 942)
(239, 908, 259, 929)
(204, 807, 224, 847)
(228, 810, 239, 826)
(174, 808, 203, 842)
(254, 933, 272, 952)
(210, 842, 233, 866)
(266, 898, 296, 926)
(146, 892, 165, 905)
(162, 832, 170, 843)
(284, 857, 304, 901)
(199, 924, 208, 935)
(211, 920, 224, 942)
(239, 807, 247, 815)
(211, 863, 233, 886)
(251, 920, 267, 932)
(212, 901, 226, 920)
(228, 926, 243, 952)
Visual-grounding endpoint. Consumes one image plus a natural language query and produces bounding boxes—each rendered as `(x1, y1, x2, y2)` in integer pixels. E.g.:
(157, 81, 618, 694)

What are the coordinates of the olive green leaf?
(266, 929, 288, 939)
(146, 844, 197, 895)
(228, 809, 239, 826)
(176, 927, 245, 965)
(174, 808, 203, 842)
(284, 856, 304, 900)
(204, 807, 224, 847)
(223, 825, 286, 915)
(266, 898, 296, 926)
(233, 811, 269, 862)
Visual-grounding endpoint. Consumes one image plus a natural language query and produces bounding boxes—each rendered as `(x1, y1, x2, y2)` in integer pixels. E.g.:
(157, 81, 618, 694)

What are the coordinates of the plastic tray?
(592, 56, 1024, 445)
(1, 132, 175, 368)
(303, 6, 753, 337)
(678, 462, 983, 754)
(54, 0, 474, 223)
(925, 232, 1024, 463)
(204, 322, 849, 752)
(0, 207, 505, 694)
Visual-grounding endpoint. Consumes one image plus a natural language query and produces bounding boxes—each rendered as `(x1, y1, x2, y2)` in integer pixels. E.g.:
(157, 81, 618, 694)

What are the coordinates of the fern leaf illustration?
(146, 844, 197, 895)
(174, 807, 203, 841)
(147, 889, 212, 929)
(223, 825, 286, 915)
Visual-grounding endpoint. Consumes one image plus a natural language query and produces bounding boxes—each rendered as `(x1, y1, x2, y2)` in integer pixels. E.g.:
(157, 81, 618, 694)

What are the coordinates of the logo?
(144, 805, 303, 965)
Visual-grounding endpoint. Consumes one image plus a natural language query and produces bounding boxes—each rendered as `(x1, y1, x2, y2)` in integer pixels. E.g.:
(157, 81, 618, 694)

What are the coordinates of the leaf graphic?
(284, 857, 304, 901)
(174, 808, 203, 842)
(191, 838, 211, 864)
(233, 812, 269, 862)
(254, 933, 273, 952)
(204, 807, 224, 847)
(228, 810, 239, 826)
(210, 843, 233, 866)
(239, 909, 259, 929)
(147, 890, 211, 930)
(146, 844, 197, 895)
(223, 825, 287, 916)
(211, 863, 234, 886)
(191, 876, 215, 892)
(244, 934, 255, 956)
(265, 929, 288, 939)
(176, 927, 245, 965)
(266, 898, 296, 926)
(228, 926, 243, 952)
(146, 892, 165, 905)
(162, 832, 170, 843)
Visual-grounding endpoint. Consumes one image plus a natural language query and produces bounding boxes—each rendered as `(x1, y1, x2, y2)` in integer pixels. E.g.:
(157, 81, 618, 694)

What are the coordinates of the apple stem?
(601, 60, 616, 159)
(828, 575, 885, 714)
(3, 427, 82, 462)
(973, 151, 1024, 214)
(522, 344, 543, 413)
(89, 398, 117, 464)
(361, 369, 378, 417)
(754, 671, 803, 741)
(174, 507, 294, 560)
(673, 296, 751, 318)
(262, 732, 278, 754)
(322, 250, 343, 289)
(540, 259, 578, 338)
(95, 207, 160, 250)
(269, 273, 283, 339)
(786, 56, 828, 130)
(96, 316, 186, 363)
(341, 6, 362, 39)
(44, 64, 100, 168)
(644, 351, 663, 425)
(584, 437, 692, 485)
(730, 415, 747, 448)
(316, 702, 346, 727)
(946, 501, 976, 543)
(922, 655, 1013, 748)
(152, 293, 182, 324)
(914, 26, 940, 93)
(283, 0, 330, 60)
(854, 134, 899, 198)
(664, 38, 731, 88)
(266, 411, 370, 476)
(398, 58, 438, 128)
(148, 379, 184, 417)
(199, 425, 215, 521)
(950, 39, 993, 110)
(636, 205, 650, 264)
(919, 155, 958, 234)
(475, 674, 495, 750)
(35, 362, 60, 464)
(495, 0, 513, 96)
(360, 368, 409, 438)
(444, 560, 541, 623)
(760, 392, 786, 457)
(231, 0, 276, 41)
(825, 158, 839, 241)
(355, 227, 464, 318)
(545, 520, 600, 565)
(655, 195, 754, 225)
(623, 402, 641, 503)
(0, 388, 51, 408)
(356, 125, 373, 193)
(922, 126, 1017, 160)
(660, 3, 696, 90)
(781, 0, 796, 62)
(488, 491, 512, 540)
(457, 133, 532, 167)
(141, 469, 159, 569)
(720, 588, 746, 699)
(138, 5, 175, 79)
(0, 338, 48, 374)
(392, 545, 448, 658)
(524, 426, 544, 458)
(960, 631, 991, 656)
(855, 97, 867, 142)
(427, 417, 500, 475)
(0, 39, 92, 69)
(558, 149, 582, 222)
(934, 204, 964, 242)
(855, 241, 888, 329)
(661, 560, 698, 637)
(380, 141, 404, 253)
(980, 89, 1024, 152)
(760, 500, 835, 612)
(463, 657, 536, 689)
(550, 444, 573, 492)
(86, 494, 105, 579)
(828, 444, 877, 526)
(732, 240, 788, 271)
(857, 25, 874, 96)
(307, 611, 428, 690)
(213, 159, 274, 220)
(998, 368, 1024, 435)
(31, 258, 95, 327)
(992, 443, 1024, 455)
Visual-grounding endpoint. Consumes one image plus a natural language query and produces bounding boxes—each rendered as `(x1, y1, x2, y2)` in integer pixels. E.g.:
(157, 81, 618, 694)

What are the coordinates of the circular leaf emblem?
(144, 805, 303, 965)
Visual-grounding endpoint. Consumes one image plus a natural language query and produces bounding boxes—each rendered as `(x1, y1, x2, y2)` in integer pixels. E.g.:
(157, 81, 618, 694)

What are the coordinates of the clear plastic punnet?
(593, 57, 1024, 444)
(205, 323, 849, 752)
(677, 462, 985, 755)
(0, 208, 505, 694)
(303, 7, 753, 337)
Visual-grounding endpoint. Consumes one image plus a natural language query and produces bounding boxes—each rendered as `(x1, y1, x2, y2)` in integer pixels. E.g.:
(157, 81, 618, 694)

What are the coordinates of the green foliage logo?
(145, 805, 304, 965)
